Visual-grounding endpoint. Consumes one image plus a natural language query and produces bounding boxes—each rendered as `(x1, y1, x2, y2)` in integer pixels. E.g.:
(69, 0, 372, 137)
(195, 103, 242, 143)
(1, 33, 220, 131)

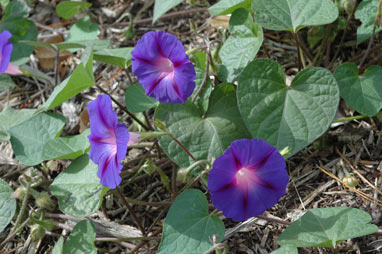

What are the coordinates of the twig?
(54, 49, 60, 86)
(359, 0, 382, 68)
(292, 32, 302, 70)
(332, 114, 368, 123)
(256, 215, 291, 226)
(96, 84, 151, 131)
(116, 186, 146, 236)
(0, 217, 31, 248)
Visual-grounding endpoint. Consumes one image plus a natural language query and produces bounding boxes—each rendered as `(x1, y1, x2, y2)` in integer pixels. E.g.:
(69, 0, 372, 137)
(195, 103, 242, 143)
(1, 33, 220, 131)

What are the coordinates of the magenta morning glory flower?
(131, 31, 196, 103)
(88, 94, 130, 189)
(0, 30, 21, 75)
(208, 139, 289, 221)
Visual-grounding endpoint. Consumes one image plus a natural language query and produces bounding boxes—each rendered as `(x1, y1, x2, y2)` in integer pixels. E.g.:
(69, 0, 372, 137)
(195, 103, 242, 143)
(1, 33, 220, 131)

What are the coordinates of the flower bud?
(34, 191, 56, 211)
(343, 175, 359, 188)
(30, 224, 45, 242)
(12, 186, 26, 200)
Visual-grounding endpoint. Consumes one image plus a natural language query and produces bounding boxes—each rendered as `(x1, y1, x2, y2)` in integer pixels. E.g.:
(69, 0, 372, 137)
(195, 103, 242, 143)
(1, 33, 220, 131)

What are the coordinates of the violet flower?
(0, 30, 21, 75)
(131, 31, 196, 103)
(208, 139, 289, 221)
(88, 95, 130, 189)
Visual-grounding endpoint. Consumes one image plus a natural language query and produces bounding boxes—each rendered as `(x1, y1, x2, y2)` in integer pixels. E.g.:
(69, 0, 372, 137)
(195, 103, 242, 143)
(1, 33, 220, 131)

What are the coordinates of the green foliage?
(158, 189, 225, 254)
(0, 107, 35, 141)
(63, 220, 97, 254)
(125, 83, 159, 113)
(0, 74, 16, 93)
(219, 8, 263, 82)
(252, 0, 339, 32)
(9, 113, 66, 166)
(278, 207, 378, 248)
(94, 47, 133, 67)
(155, 83, 250, 168)
(192, 67, 213, 114)
(209, 0, 252, 16)
(52, 236, 64, 254)
(238, 59, 339, 157)
(66, 16, 99, 51)
(271, 246, 298, 254)
(40, 48, 94, 111)
(355, 0, 382, 44)
(0, 178, 16, 233)
(334, 63, 382, 116)
(56, 1, 92, 19)
(153, 0, 183, 23)
(42, 129, 90, 160)
(50, 154, 108, 218)
(1, 0, 28, 19)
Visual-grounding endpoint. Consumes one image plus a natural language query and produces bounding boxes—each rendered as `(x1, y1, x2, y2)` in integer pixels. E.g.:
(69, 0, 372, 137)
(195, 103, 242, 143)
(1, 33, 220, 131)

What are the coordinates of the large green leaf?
(252, 0, 339, 32)
(355, 0, 382, 44)
(94, 47, 133, 67)
(219, 8, 263, 82)
(0, 74, 15, 92)
(0, 178, 16, 233)
(334, 63, 382, 117)
(238, 59, 339, 157)
(1, 0, 28, 20)
(50, 154, 108, 218)
(0, 107, 35, 141)
(278, 207, 378, 248)
(63, 220, 97, 254)
(271, 246, 298, 254)
(0, 17, 37, 65)
(42, 129, 90, 160)
(40, 49, 94, 111)
(125, 83, 159, 113)
(153, 0, 183, 23)
(52, 237, 64, 254)
(155, 83, 250, 168)
(66, 16, 99, 43)
(158, 189, 225, 254)
(209, 0, 252, 16)
(9, 113, 66, 166)
(56, 1, 92, 19)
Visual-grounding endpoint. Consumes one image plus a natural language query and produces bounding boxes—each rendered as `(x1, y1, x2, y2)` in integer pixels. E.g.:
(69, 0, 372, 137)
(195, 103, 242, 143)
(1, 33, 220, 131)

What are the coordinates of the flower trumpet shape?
(0, 30, 21, 75)
(131, 31, 196, 103)
(88, 95, 130, 189)
(208, 139, 289, 221)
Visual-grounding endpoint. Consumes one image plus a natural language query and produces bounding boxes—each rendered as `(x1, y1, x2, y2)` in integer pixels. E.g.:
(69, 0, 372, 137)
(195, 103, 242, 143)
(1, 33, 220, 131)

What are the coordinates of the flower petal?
(0, 30, 12, 74)
(88, 94, 118, 137)
(131, 31, 160, 61)
(4, 63, 21, 75)
(97, 152, 122, 189)
(115, 123, 129, 162)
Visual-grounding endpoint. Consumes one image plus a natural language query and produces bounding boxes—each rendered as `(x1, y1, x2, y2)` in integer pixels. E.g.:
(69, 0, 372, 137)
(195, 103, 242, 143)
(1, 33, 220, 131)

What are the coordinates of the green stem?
(332, 115, 368, 123)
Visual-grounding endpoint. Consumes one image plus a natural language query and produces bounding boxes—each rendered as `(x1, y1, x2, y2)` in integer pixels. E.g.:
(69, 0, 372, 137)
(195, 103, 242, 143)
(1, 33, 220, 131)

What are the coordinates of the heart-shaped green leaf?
(252, 0, 339, 32)
(334, 63, 382, 117)
(219, 8, 263, 82)
(9, 113, 66, 166)
(50, 154, 107, 218)
(271, 246, 298, 254)
(238, 59, 339, 157)
(278, 207, 378, 248)
(155, 83, 250, 168)
(56, 1, 91, 20)
(63, 220, 97, 254)
(0, 178, 16, 233)
(158, 189, 225, 254)
(153, 0, 183, 23)
(94, 47, 133, 67)
(125, 83, 159, 113)
(209, 0, 252, 16)
(355, 0, 382, 44)
(0, 107, 35, 141)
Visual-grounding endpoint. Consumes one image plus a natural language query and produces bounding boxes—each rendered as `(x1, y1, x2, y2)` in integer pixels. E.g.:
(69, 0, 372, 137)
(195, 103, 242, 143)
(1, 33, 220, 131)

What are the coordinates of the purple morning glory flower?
(0, 30, 21, 75)
(208, 139, 289, 221)
(88, 94, 130, 189)
(131, 31, 196, 103)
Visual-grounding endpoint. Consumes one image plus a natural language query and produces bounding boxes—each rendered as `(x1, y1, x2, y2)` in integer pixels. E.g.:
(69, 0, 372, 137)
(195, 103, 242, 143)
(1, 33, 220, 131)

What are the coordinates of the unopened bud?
(343, 175, 359, 187)
(30, 224, 45, 241)
(12, 186, 26, 200)
(34, 191, 56, 211)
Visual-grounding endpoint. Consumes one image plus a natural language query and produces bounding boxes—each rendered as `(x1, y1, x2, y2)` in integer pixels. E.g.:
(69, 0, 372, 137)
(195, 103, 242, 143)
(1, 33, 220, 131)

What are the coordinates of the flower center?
(235, 167, 257, 189)
(157, 57, 174, 74)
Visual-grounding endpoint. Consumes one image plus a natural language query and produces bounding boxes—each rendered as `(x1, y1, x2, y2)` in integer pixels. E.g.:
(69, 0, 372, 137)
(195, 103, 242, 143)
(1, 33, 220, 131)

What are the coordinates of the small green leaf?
(55, 40, 110, 51)
(252, 0, 339, 32)
(94, 47, 133, 67)
(63, 220, 97, 254)
(66, 16, 99, 44)
(125, 83, 159, 113)
(209, 0, 252, 16)
(334, 62, 382, 116)
(42, 129, 90, 160)
(155, 83, 250, 168)
(192, 67, 213, 114)
(52, 236, 64, 254)
(278, 207, 378, 248)
(238, 59, 339, 157)
(40, 51, 94, 111)
(0, 74, 16, 92)
(9, 113, 66, 166)
(1, 0, 28, 20)
(50, 154, 107, 218)
(355, 0, 382, 44)
(0, 107, 35, 141)
(271, 246, 298, 254)
(56, 1, 92, 20)
(153, 0, 183, 23)
(0, 17, 37, 65)
(158, 189, 225, 254)
(219, 8, 263, 82)
(0, 178, 16, 233)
